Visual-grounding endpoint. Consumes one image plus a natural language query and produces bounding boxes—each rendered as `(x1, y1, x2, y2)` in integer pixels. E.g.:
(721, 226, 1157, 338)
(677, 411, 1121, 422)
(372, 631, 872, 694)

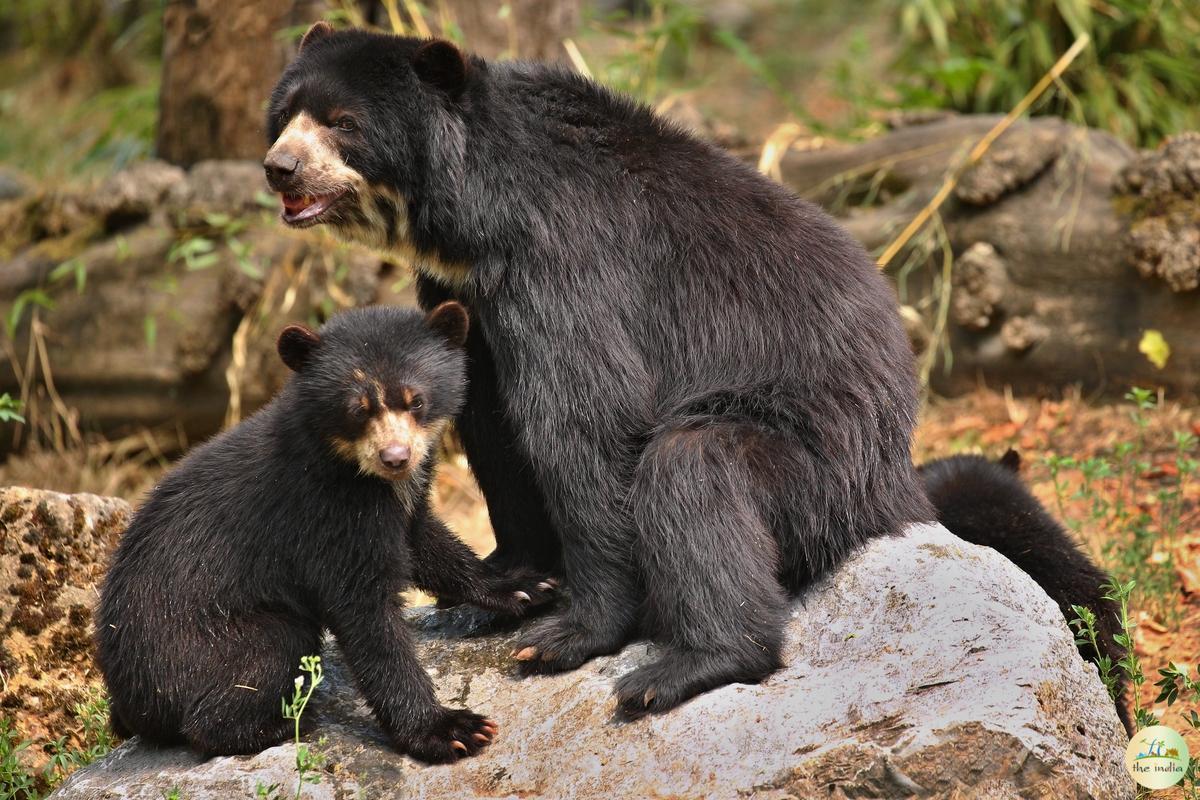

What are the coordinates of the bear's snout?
(379, 444, 411, 470)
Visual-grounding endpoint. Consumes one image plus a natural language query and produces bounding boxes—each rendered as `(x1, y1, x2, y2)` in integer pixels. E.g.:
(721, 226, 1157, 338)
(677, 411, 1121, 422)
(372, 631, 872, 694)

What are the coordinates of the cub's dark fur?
(920, 450, 1131, 733)
(264, 25, 933, 717)
(95, 304, 554, 761)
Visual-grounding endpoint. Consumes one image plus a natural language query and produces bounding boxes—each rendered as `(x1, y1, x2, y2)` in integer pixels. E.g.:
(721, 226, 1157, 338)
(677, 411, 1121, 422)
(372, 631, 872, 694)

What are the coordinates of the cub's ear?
(425, 301, 469, 348)
(998, 448, 1021, 473)
(412, 39, 468, 99)
(278, 325, 322, 372)
(298, 20, 334, 53)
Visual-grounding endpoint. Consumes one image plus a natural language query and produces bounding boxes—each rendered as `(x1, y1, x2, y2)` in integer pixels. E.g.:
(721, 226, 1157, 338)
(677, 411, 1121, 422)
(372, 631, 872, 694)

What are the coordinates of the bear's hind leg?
(180, 613, 319, 756)
(616, 423, 788, 718)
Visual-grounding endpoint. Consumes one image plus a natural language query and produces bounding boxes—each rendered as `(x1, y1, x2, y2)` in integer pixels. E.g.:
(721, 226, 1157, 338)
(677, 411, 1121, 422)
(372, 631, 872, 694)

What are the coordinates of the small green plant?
(4, 289, 54, 339)
(0, 717, 38, 800)
(0, 394, 24, 424)
(1045, 388, 1194, 626)
(1097, 578, 1200, 797)
(167, 213, 263, 278)
(256, 656, 326, 800)
(1068, 602, 1120, 706)
(43, 690, 115, 789)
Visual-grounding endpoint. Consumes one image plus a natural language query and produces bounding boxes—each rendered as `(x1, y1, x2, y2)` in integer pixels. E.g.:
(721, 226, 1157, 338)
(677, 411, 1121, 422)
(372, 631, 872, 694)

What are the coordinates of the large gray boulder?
(52, 523, 1131, 799)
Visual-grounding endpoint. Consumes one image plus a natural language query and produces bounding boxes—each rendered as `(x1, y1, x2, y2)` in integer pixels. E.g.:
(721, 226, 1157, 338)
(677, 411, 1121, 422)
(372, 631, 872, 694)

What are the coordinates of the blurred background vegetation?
(1, 0, 1198, 182)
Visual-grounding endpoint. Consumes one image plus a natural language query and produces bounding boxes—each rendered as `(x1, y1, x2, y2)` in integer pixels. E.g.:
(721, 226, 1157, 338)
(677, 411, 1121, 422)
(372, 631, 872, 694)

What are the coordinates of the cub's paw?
(510, 613, 624, 675)
(476, 570, 558, 616)
(399, 708, 498, 764)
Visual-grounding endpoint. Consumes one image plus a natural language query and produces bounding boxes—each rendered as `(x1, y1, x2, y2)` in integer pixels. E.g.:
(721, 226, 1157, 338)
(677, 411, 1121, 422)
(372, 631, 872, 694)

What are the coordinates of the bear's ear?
(412, 40, 468, 99)
(998, 448, 1021, 472)
(298, 20, 334, 53)
(425, 301, 469, 348)
(278, 324, 322, 372)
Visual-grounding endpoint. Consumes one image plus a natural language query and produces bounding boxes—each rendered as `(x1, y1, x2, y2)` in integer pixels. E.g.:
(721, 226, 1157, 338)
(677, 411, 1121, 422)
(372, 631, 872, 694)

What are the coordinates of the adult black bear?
(95, 304, 555, 761)
(265, 24, 933, 717)
(919, 450, 1132, 734)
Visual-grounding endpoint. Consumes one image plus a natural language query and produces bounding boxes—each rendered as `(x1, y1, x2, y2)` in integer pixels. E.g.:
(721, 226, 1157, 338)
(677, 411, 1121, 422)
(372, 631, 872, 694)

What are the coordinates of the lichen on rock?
(952, 242, 1008, 331)
(0, 487, 130, 763)
(1116, 132, 1200, 292)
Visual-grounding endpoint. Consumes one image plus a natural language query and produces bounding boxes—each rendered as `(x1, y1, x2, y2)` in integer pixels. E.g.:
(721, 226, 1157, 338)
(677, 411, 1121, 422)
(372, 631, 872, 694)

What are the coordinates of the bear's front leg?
(408, 514, 558, 615)
(324, 587, 497, 762)
(508, 532, 642, 674)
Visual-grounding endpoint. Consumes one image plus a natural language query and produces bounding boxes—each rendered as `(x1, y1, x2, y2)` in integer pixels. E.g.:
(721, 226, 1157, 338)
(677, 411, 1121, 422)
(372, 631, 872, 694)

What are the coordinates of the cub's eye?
(350, 394, 370, 416)
(410, 395, 425, 412)
(335, 117, 357, 132)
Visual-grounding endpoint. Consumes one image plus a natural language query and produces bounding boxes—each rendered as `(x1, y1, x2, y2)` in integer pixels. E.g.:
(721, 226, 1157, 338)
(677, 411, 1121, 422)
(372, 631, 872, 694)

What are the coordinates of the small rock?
(88, 160, 187, 228)
(0, 166, 31, 201)
(53, 522, 1130, 799)
(1001, 315, 1049, 352)
(167, 160, 273, 222)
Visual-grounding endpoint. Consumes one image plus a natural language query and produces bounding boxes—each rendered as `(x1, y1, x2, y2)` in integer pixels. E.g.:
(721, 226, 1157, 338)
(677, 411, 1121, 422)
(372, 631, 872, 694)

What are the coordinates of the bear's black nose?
(263, 151, 301, 187)
(379, 445, 411, 470)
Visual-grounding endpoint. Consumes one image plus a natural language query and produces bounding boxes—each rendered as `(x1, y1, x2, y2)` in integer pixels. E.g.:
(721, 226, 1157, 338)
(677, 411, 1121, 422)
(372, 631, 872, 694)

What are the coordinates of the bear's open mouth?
(280, 190, 346, 226)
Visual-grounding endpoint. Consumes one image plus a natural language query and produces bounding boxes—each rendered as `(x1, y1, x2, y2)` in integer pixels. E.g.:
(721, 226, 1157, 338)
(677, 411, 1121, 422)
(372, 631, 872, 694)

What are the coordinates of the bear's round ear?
(998, 448, 1021, 472)
(298, 20, 334, 53)
(425, 301, 469, 348)
(412, 40, 469, 99)
(278, 324, 322, 372)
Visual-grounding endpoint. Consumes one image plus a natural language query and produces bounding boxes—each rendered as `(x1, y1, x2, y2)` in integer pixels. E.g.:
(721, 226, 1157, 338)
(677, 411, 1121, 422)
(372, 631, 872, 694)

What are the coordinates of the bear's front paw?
(398, 708, 498, 763)
(475, 569, 558, 616)
(510, 613, 627, 674)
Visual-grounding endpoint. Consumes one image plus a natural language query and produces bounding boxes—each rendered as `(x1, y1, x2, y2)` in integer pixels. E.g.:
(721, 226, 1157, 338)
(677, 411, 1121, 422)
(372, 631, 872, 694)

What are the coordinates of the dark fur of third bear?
(920, 450, 1132, 734)
(263, 24, 933, 717)
(95, 304, 555, 761)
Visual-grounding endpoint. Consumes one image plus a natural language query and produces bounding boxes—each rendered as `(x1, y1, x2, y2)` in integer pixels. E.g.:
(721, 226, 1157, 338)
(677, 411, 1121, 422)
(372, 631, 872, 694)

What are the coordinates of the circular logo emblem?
(1124, 725, 1189, 790)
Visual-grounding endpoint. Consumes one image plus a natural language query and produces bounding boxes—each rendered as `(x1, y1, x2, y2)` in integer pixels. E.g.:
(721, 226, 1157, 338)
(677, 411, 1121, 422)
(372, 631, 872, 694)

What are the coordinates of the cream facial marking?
(266, 113, 471, 287)
(265, 111, 366, 225)
(331, 403, 444, 483)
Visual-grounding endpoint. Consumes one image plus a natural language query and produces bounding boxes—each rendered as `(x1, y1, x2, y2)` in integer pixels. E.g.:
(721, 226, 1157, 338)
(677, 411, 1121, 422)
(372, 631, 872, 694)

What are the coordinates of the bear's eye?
(335, 116, 357, 132)
(410, 395, 424, 412)
(350, 394, 371, 417)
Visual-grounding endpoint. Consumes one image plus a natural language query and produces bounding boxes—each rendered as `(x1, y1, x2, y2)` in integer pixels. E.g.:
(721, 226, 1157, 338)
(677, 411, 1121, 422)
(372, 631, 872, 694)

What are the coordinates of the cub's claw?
(400, 707, 497, 763)
(475, 567, 559, 616)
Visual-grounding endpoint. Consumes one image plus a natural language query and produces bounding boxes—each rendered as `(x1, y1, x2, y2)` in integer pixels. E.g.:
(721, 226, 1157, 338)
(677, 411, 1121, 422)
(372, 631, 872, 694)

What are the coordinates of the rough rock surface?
(0, 487, 130, 750)
(53, 523, 1131, 800)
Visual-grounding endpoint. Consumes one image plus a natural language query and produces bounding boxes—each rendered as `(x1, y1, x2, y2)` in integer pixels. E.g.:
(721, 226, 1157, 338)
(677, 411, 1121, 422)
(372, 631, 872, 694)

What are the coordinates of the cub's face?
(277, 303, 469, 483)
(264, 24, 471, 276)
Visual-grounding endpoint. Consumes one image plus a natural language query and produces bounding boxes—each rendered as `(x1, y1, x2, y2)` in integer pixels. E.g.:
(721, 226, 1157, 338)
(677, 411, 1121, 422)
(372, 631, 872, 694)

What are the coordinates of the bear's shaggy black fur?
(95, 304, 555, 761)
(264, 25, 933, 716)
(920, 450, 1131, 733)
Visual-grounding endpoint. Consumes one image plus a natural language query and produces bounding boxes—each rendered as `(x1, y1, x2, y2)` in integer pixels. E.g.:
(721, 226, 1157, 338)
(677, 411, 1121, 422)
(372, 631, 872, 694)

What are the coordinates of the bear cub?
(919, 450, 1131, 734)
(95, 303, 555, 762)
